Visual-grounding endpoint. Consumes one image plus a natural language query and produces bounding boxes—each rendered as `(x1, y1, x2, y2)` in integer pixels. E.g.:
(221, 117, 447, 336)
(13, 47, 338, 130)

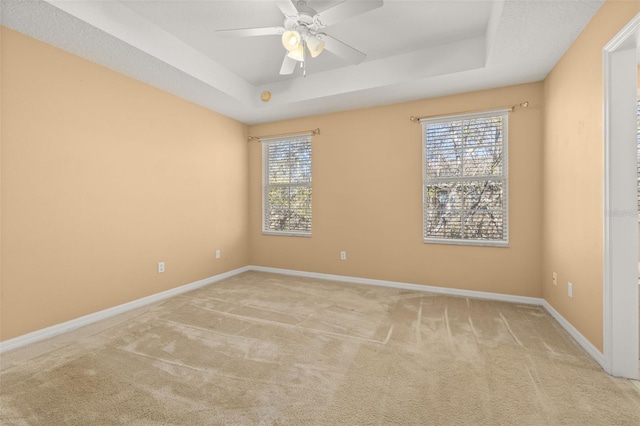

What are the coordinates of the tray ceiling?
(1, 0, 604, 124)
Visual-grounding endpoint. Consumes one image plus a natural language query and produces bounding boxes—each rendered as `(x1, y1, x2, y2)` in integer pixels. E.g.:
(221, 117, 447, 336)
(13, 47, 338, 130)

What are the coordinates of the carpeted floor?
(1, 271, 639, 425)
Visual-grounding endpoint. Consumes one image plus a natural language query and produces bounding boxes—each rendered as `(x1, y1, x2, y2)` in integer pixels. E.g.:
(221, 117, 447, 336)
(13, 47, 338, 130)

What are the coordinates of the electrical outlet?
(340, 251, 347, 261)
(552, 272, 557, 286)
(568, 282, 573, 298)
(215, 249, 221, 259)
(158, 262, 165, 273)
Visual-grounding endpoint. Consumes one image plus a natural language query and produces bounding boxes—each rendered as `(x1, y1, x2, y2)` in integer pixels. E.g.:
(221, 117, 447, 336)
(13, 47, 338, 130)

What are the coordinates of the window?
(421, 110, 508, 246)
(262, 135, 312, 235)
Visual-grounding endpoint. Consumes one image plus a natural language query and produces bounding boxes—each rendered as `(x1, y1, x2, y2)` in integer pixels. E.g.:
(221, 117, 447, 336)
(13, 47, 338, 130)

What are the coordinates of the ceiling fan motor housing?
(283, 2, 326, 36)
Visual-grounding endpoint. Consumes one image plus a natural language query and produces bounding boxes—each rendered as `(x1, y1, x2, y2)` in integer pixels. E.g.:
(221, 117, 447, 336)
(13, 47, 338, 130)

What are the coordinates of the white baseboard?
(249, 265, 545, 306)
(0, 266, 250, 354)
(542, 300, 606, 368)
(1, 264, 606, 374)
(249, 265, 606, 369)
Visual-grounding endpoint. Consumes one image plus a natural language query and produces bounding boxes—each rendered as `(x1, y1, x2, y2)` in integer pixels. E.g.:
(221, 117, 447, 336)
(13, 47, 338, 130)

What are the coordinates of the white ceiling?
(1, 0, 604, 124)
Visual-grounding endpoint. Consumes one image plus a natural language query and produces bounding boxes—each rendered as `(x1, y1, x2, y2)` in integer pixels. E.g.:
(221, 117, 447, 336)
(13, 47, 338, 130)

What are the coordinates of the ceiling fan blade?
(320, 34, 366, 65)
(280, 55, 297, 75)
(276, 0, 299, 17)
(316, 0, 383, 27)
(216, 27, 284, 38)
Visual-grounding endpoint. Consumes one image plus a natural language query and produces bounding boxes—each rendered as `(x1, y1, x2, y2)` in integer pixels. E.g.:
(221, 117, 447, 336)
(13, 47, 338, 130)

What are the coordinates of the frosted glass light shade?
(281, 30, 301, 52)
(306, 36, 325, 58)
(287, 44, 305, 61)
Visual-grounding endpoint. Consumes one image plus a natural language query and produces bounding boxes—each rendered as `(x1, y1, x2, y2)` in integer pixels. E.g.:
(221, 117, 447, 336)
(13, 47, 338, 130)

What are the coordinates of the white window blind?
(421, 110, 509, 246)
(637, 97, 639, 213)
(262, 135, 312, 235)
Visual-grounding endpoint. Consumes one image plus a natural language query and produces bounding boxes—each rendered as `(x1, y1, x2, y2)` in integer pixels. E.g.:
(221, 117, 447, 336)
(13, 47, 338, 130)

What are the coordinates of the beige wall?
(542, 0, 640, 352)
(249, 83, 544, 297)
(0, 27, 249, 341)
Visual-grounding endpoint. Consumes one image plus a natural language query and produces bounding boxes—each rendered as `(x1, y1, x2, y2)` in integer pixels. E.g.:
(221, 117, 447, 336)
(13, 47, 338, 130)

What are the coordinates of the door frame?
(603, 12, 640, 379)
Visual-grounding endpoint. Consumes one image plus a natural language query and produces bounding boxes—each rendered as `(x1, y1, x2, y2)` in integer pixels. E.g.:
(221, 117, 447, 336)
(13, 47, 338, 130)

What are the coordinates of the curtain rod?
(409, 101, 529, 123)
(248, 128, 320, 142)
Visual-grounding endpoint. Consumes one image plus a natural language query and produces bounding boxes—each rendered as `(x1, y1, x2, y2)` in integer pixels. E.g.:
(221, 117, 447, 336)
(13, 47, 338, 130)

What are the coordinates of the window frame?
(261, 134, 313, 237)
(421, 109, 509, 247)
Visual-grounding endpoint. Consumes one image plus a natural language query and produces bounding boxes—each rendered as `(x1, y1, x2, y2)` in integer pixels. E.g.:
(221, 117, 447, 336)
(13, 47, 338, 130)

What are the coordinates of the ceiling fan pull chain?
(302, 40, 307, 77)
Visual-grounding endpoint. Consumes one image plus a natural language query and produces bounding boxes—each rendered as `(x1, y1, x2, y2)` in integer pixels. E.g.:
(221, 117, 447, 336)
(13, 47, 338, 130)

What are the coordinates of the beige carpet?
(1, 271, 639, 425)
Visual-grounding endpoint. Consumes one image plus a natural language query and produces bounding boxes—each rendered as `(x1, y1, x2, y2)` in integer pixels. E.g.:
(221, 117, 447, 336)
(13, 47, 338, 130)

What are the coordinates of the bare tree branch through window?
(422, 111, 508, 246)
(263, 136, 312, 235)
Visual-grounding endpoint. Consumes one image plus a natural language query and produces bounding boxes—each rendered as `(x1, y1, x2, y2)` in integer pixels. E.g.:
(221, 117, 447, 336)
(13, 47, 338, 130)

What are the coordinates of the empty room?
(1, 0, 640, 424)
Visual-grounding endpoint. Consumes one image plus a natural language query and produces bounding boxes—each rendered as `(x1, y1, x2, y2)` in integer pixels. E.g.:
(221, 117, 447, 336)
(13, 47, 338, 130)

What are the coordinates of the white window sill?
(262, 231, 312, 238)
(424, 238, 509, 248)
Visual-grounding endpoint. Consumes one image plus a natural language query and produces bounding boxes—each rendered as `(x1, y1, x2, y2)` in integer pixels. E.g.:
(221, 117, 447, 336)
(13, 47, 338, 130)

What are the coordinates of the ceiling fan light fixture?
(281, 30, 301, 52)
(287, 43, 305, 61)
(306, 35, 325, 58)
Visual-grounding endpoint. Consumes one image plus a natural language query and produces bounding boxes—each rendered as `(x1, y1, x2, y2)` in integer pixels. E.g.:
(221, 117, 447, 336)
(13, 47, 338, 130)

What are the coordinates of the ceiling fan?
(216, 0, 383, 76)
